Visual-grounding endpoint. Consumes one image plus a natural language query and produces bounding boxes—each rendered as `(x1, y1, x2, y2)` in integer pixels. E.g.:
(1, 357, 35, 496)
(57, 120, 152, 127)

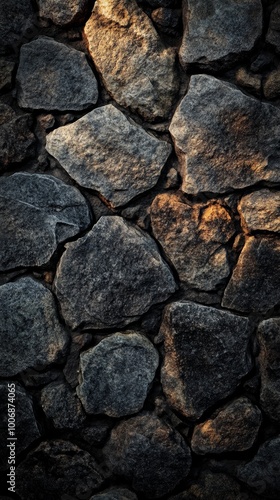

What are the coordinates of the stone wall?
(1, 0, 280, 499)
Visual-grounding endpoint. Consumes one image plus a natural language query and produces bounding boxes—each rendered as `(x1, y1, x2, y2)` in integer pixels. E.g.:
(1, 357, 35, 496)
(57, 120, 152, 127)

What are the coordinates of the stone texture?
(38, 0, 90, 26)
(237, 436, 280, 498)
(0, 278, 69, 376)
(235, 67, 261, 95)
(191, 398, 261, 454)
(77, 332, 159, 417)
(104, 413, 192, 498)
(169, 74, 280, 195)
(40, 381, 86, 429)
(46, 105, 171, 207)
(239, 190, 280, 233)
(151, 8, 181, 35)
(16, 440, 105, 500)
(84, 0, 179, 121)
(54, 216, 176, 329)
(263, 69, 280, 100)
(160, 301, 251, 419)
(0, 172, 91, 271)
(266, 4, 280, 54)
(16, 37, 98, 111)
(151, 193, 235, 290)
(90, 488, 137, 500)
(222, 236, 280, 313)
(0, 0, 34, 51)
(63, 333, 92, 388)
(180, 0, 262, 69)
(257, 318, 280, 423)
(0, 59, 15, 90)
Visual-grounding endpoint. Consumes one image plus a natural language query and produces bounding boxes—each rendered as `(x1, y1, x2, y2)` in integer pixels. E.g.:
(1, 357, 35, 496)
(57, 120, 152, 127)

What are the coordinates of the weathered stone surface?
(266, 4, 280, 54)
(151, 193, 235, 290)
(0, 59, 15, 90)
(160, 301, 251, 419)
(264, 69, 280, 100)
(40, 381, 86, 429)
(90, 488, 137, 500)
(237, 436, 280, 498)
(180, 0, 262, 69)
(38, 0, 90, 26)
(235, 67, 261, 95)
(169, 74, 280, 195)
(257, 318, 280, 423)
(222, 236, 280, 313)
(191, 398, 261, 454)
(77, 332, 159, 417)
(17, 37, 98, 111)
(0, 278, 69, 376)
(84, 0, 179, 121)
(239, 190, 280, 233)
(0, 0, 34, 51)
(0, 172, 91, 270)
(54, 216, 176, 329)
(0, 383, 40, 471)
(80, 419, 114, 446)
(46, 105, 171, 207)
(16, 440, 105, 500)
(151, 8, 181, 34)
(104, 413, 192, 498)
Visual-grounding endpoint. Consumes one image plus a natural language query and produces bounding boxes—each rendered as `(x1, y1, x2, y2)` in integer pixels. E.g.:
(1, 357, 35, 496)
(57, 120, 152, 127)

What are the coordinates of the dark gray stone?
(63, 333, 92, 388)
(54, 216, 176, 329)
(151, 8, 181, 34)
(90, 488, 137, 500)
(0, 0, 34, 51)
(40, 381, 86, 429)
(0, 59, 15, 90)
(266, 3, 280, 54)
(239, 190, 280, 233)
(264, 69, 280, 100)
(0, 172, 91, 270)
(38, 0, 90, 26)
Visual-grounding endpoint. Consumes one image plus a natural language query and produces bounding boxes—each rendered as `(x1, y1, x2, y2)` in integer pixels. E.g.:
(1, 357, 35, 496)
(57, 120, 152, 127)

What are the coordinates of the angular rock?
(0, 172, 91, 270)
(191, 397, 261, 454)
(16, 37, 98, 111)
(0, 0, 34, 51)
(54, 216, 176, 329)
(38, 0, 90, 26)
(151, 193, 235, 290)
(180, 0, 262, 69)
(0, 59, 15, 90)
(239, 190, 280, 233)
(160, 301, 251, 419)
(257, 318, 280, 422)
(235, 67, 261, 95)
(0, 278, 69, 376)
(169, 74, 280, 195)
(77, 332, 159, 417)
(264, 69, 280, 100)
(80, 419, 114, 447)
(151, 8, 181, 35)
(90, 488, 137, 500)
(46, 105, 171, 207)
(266, 3, 280, 54)
(16, 440, 105, 500)
(84, 0, 179, 121)
(237, 436, 280, 498)
(222, 236, 280, 313)
(104, 413, 192, 498)
(40, 381, 86, 429)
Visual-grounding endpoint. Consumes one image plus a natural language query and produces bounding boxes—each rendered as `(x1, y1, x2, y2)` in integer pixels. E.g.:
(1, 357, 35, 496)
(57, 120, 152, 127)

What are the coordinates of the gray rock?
(40, 381, 86, 429)
(237, 436, 280, 498)
(222, 236, 280, 313)
(90, 488, 137, 500)
(264, 69, 280, 100)
(0, 278, 69, 376)
(235, 67, 261, 95)
(104, 413, 192, 498)
(180, 0, 262, 69)
(54, 216, 176, 329)
(0, 59, 15, 90)
(16, 37, 98, 111)
(16, 440, 105, 500)
(151, 8, 181, 34)
(38, 0, 90, 26)
(80, 419, 114, 447)
(46, 105, 171, 207)
(169, 74, 280, 195)
(77, 332, 159, 417)
(84, 0, 179, 121)
(266, 4, 280, 54)
(160, 301, 251, 419)
(0, 172, 91, 270)
(257, 318, 280, 423)
(151, 193, 235, 290)
(191, 397, 262, 454)
(0, 0, 34, 51)
(239, 190, 280, 233)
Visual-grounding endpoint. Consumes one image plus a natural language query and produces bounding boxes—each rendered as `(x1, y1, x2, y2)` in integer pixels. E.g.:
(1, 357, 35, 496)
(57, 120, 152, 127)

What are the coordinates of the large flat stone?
(38, 0, 90, 26)
(0, 0, 34, 51)
(160, 301, 251, 419)
(170, 75, 280, 195)
(54, 216, 176, 329)
(0, 172, 91, 270)
(84, 0, 179, 121)
(46, 105, 171, 207)
(239, 190, 280, 233)
(16, 37, 98, 111)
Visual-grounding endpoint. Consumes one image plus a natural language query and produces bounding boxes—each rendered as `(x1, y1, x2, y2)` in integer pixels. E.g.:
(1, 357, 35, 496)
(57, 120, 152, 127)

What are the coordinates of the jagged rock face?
(40, 381, 86, 429)
(239, 190, 280, 233)
(38, 0, 90, 26)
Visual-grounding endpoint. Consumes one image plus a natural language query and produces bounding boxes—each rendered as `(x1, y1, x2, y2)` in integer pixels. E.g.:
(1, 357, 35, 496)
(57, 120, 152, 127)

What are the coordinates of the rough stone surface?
(46, 105, 171, 207)
(38, 0, 90, 26)
(77, 332, 159, 417)
(40, 381, 86, 429)
(222, 236, 280, 313)
(54, 216, 176, 329)
(239, 190, 280, 233)
(151, 8, 181, 34)
(263, 69, 280, 100)
(0, 278, 69, 376)
(0, 59, 15, 90)
(180, 0, 262, 69)
(151, 193, 235, 290)
(16, 440, 105, 500)
(90, 488, 137, 500)
(104, 413, 192, 498)
(266, 4, 280, 54)
(257, 318, 280, 423)
(84, 0, 179, 121)
(0, 172, 91, 270)
(160, 301, 251, 419)
(0, 0, 34, 51)
(16, 37, 98, 111)
(169, 74, 280, 195)
(235, 67, 261, 95)
(191, 398, 262, 454)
